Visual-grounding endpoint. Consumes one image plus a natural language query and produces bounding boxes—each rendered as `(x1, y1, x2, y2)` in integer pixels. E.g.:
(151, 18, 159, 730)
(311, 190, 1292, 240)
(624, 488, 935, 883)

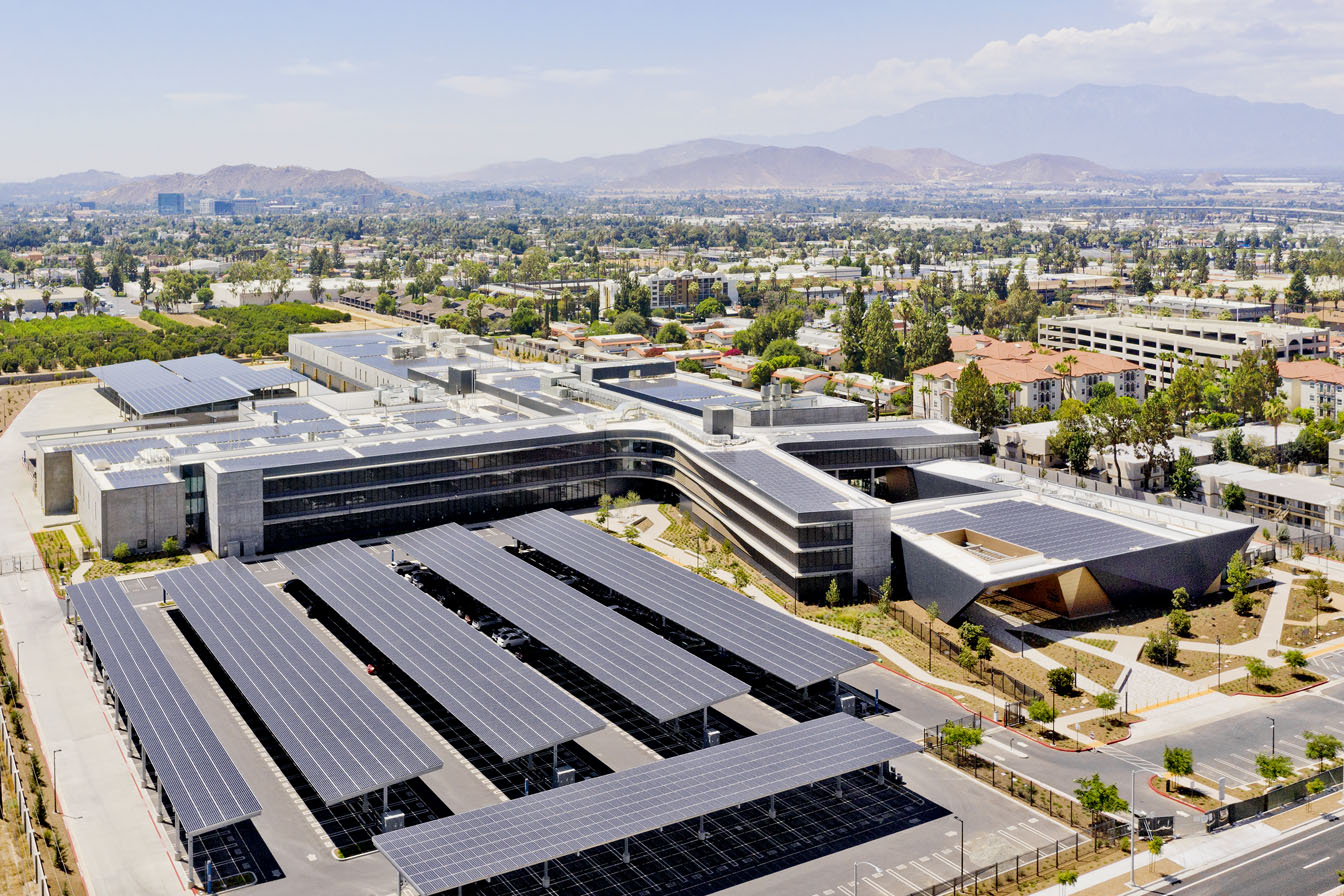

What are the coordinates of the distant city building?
(198, 198, 234, 216)
(1278, 359, 1344, 416)
(231, 197, 259, 216)
(156, 192, 185, 215)
(1037, 314, 1329, 386)
(640, 268, 732, 311)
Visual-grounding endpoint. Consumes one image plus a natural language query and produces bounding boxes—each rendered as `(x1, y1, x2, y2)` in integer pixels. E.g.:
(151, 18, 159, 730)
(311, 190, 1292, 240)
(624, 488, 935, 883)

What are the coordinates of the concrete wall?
(100, 482, 185, 555)
(850, 505, 893, 591)
(205, 467, 265, 557)
(37, 449, 73, 514)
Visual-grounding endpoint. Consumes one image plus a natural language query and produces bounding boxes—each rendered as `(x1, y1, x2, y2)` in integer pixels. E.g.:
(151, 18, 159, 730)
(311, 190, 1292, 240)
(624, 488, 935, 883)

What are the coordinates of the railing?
(1206, 766, 1344, 831)
(0, 554, 45, 576)
(1, 708, 51, 896)
(874, 596, 1045, 707)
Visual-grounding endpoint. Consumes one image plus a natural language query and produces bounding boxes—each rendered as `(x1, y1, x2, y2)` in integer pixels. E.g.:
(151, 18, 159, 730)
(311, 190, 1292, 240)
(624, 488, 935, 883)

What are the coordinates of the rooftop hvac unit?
(555, 765, 577, 787)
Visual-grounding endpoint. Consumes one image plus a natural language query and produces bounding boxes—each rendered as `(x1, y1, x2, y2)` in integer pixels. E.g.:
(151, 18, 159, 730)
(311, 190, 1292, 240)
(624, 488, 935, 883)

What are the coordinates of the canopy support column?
(552, 745, 559, 787)
(621, 837, 631, 863)
(768, 793, 776, 819)
(540, 859, 550, 887)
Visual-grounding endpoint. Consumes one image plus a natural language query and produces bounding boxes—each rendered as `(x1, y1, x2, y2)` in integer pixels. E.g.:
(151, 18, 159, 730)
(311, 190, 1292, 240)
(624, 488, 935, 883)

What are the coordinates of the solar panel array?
(606, 376, 757, 411)
(893, 498, 1174, 561)
(158, 558, 442, 805)
(280, 540, 604, 761)
(160, 354, 304, 391)
(75, 436, 176, 465)
(703, 449, 854, 514)
(89, 359, 253, 416)
(68, 578, 261, 837)
(375, 714, 918, 894)
(103, 468, 176, 488)
(391, 525, 750, 722)
(494, 510, 872, 688)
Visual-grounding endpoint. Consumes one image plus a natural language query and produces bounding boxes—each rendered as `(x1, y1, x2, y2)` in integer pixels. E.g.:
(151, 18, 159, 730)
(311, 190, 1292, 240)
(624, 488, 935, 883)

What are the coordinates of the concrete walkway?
(0, 385, 187, 895)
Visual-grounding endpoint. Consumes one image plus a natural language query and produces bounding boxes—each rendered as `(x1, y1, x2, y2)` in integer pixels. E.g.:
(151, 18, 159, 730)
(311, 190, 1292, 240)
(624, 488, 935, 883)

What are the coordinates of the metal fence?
(0, 554, 45, 576)
(878, 598, 1045, 707)
(1, 707, 52, 896)
(1206, 766, 1344, 831)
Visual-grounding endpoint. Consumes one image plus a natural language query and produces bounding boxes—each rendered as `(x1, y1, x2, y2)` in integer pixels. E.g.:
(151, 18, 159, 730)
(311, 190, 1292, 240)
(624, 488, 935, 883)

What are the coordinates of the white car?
(493, 628, 530, 648)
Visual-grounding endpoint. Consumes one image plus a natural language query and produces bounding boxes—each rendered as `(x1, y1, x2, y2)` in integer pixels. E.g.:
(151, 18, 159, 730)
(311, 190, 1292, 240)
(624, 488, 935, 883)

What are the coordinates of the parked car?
(493, 628, 530, 649)
(469, 613, 504, 633)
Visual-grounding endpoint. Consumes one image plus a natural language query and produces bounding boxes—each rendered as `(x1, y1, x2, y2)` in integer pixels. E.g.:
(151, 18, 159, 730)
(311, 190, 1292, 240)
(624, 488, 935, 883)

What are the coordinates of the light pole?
(953, 815, 965, 890)
(14, 641, 23, 691)
(1267, 717, 1276, 755)
(50, 748, 61, 814)
(1216, 636, 1222, 688)
(853, 860, 881, 895)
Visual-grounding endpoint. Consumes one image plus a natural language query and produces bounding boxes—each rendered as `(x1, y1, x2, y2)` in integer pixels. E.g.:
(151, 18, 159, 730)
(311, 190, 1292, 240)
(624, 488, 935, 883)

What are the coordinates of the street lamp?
(952, 815, 965, 889)
(853, 860, 881, 895)
(1129, 770, 1136, 886)
(1267, 717, 1276, 756)
(50, 748, 61, 814)
(1216, 635, 1222, 688)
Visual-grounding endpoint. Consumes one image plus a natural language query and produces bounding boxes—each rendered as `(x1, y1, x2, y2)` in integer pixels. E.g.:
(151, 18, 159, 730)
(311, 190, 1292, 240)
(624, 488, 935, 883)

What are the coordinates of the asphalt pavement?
(1154, 816, 1344, 895)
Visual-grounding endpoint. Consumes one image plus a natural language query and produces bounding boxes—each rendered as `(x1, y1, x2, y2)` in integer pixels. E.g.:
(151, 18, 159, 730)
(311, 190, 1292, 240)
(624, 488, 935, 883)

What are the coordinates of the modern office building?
(156, 192, 185, 215)
(1037, 314, 1330, 386)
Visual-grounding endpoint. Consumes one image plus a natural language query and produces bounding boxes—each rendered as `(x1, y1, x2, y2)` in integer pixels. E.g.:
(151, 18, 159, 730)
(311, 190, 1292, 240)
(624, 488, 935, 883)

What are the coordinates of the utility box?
(555, 765, 577, 787)
(703, 728, 721, 747)
(381, 810, 405, 833)
(838, 693, 858, 716)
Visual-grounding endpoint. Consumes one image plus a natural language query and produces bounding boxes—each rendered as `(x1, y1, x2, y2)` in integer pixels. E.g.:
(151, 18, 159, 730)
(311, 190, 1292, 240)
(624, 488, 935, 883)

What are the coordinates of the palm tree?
(1263, 396, 1288, 470)
(1054, 354, 1078, 401)
(918, 383, 931, 419)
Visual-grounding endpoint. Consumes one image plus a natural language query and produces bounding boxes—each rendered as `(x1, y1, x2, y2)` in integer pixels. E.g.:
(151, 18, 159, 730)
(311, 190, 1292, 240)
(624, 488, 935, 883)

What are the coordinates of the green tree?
(877, 576, 892, 615)
(1163, 746, 1194, 779)
(1047, 666, 1076, 695)
(1169, 447, 1199, 500)
(950, 289, 988, 334)
(1304, 731, 1341, 770)
(1262, 396, 1289, 466)
(1088, 393, 1140, 482)
(904, 308, 953, 373)
(1148, 835, 1164, 868)
(1285, 269, 1312, 311)
(1029, 698, 1057, 727)
(1131, 390, 1173, 490)
(655, 321, 689, 343)
(1283, 649, 1309, 673)
(1073, 773, 1128, 820)
(1145, 630, 1179, 665)
(941, 722, 983, 766)
(1168, 607, 1192, 638)
(613, 310, 647, 335)
(161, 535, 180, 555)
(824, 578, 840, 609)
(79, 251, 99, 291)
(112, 542, 131, 562)
(862, 294, 901, 379)
(1304, 572, 1329, 640)
(107, 263, 124, 296)
(951, 361, 1001, 436)
(1244, 657, 1272, 686)
(508, 297, 543, 335)
(1254, 752, 1293, 783)
(518, 246, 550, 282)
(596, 494, 612, 530)
(693, 297, 724, 320)
(138, 264, 155, 310)
(375, 293, 397, 316)
(1095, 691, 1118, 716)
(840, 282, 867, 372)
(1221, 482, 1246, 512)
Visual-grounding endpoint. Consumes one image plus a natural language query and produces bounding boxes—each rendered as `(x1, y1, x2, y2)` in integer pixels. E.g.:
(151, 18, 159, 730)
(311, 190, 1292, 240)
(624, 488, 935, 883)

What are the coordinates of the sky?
(3, 0, 1344, 181)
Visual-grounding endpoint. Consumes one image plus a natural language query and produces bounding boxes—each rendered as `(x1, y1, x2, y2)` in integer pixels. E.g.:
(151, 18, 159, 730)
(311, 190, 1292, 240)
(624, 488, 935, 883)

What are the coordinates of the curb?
(1216, 676, 1326, 699)
(1147, 774, 1211, 812)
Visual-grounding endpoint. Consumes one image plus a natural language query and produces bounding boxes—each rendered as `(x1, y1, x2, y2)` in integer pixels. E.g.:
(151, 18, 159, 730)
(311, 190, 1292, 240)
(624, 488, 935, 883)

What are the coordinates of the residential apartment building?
(640, 268, 731, 311)
(1037, 315, 1330, 387)
(1195, 461, 1344, 536)
(1278, 359, 1344, 416)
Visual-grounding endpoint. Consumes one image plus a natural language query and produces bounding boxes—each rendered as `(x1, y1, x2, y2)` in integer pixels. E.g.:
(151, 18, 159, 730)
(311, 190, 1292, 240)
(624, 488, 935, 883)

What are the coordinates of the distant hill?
(0, 170, 127, 203)
(848, 147, 984, 182)
(617, 146, 904, 190)
(439, 139, 761, 187)
(986, 153, 1140, 185)
(93, 164, 408, 206)
(775, 84, 1344, 170)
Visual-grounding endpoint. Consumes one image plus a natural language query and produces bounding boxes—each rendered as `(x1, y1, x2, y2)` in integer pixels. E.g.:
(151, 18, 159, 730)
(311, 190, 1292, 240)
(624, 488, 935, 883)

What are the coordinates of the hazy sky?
(4, 0, 1343, 180)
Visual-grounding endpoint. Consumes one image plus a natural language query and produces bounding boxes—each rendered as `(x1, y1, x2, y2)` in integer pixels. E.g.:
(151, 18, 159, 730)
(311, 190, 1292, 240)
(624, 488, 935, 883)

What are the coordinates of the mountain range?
(0, 170, 128, 203)
(88, 165, 407, 206)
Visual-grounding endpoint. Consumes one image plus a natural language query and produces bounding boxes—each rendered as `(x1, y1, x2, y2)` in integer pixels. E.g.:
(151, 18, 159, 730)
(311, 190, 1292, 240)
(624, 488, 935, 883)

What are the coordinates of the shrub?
(112, 542, 131, 562)
(1168, 607, 1192, 638)
(1145, 630, 1179, 666)
(1231, 591, 1256, 616)
(1047, 666, 1076, 695)
(957, 621, 986, 649)
(1283, 649, 1308, 672)
(161, 535, 180, 556)
(1028, 698, 1057, 725)
(1095, 691, 1118, 713)
(1163, 746, 1194, 778)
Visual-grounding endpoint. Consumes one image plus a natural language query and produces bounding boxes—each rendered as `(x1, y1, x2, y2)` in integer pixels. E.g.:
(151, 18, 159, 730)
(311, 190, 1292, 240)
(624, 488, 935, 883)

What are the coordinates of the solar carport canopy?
(391, 524, 750, 722)
(158, 558, 442, 805)
(280, 540, 605, 761)
(375, 714, 918, 895)
(88, 359, 252, 416)
(68, 578, 261, 837)
(494, 509, 873, 688)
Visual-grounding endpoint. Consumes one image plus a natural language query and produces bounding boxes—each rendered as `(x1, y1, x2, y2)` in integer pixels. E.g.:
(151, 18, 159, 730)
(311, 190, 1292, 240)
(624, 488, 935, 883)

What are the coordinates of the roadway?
(1153, 815, 1344, 895)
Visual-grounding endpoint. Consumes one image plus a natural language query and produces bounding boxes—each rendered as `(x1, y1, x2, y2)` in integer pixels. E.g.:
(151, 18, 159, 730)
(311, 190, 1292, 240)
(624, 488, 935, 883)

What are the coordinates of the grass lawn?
(1216, 667, 1325, 696)
(71, 522, 95, 552)
(32, 529, 78, 593)
(1073, 712, 1140, 743)
(1078, 637, 1117, 652)
(85, 553, 192, 581)
(1281, 616, 1344, 647)
(1038, 641, 1126, 689)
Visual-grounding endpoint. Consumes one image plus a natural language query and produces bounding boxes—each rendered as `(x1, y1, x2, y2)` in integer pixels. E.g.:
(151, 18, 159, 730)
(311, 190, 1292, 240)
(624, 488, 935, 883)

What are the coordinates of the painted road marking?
(1304, 857, 1331, 869)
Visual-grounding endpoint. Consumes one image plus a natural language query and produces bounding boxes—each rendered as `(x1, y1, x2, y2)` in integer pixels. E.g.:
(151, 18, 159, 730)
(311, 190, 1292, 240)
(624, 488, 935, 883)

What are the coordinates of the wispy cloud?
(538, 67, 612, 86)
(632, 65, 684, 77)
(438, 74, 522, 97)
(254, 100, 331, 116)
(164, 91, 244, 105)
(281, 59, 357, 77)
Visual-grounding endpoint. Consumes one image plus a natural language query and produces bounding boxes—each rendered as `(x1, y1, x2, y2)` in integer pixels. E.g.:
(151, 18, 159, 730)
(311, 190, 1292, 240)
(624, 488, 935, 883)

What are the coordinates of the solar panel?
(75, 436, 175, 465)
(493, 510, 872, 688)
(102, 468, 176, 488)
(704, 449, 855, 514)
(375, 714, 918, 894)
(391, 525, 750, 722)
(893, 498, 1173, 561)
(68, 578, 261, 837)
(280, 540, 604, 761)
(158, 558, 442, 805)
(161, 354, 305, 391)
(90, 359, 254, 415)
